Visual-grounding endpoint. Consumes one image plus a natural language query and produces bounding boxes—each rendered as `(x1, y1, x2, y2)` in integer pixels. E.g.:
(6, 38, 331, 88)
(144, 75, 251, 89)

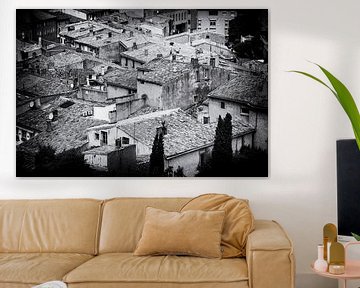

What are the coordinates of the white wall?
(2, 1, 360, 288)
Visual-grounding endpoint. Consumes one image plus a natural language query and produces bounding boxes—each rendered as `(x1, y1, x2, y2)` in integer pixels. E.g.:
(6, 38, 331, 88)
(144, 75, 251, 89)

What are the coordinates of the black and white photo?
(16, 9, 268, 177)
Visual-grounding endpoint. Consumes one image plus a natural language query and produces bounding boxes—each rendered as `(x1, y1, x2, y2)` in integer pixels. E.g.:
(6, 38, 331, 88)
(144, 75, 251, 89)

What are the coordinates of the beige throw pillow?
(181, 194, 255, 258)
(134, 207, 225, 258)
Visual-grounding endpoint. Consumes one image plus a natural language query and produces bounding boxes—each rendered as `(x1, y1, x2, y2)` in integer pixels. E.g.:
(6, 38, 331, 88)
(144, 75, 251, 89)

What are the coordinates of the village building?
(59, 21, 152, 58)
(208, 72, 268, 150)
(73, 31, 125, 62)
(16, 39, 42, 62)
(86, 109, 255, 176)
(136, 57, 232, 111)
(16, 97, 107, 172)
(16, 73, 75, 116)
(60, 9, 114, 21)
(59, 21, 105, 46)
(144, 10, 189, 35)
(17, 10, 58, 43)
(165, 30, 226, 46)
(196, 10, 237, 38)
(83, 144, 136, 174)
(140, 15, 171, 37)
(78, 68, 137, 102)
(119, 41, 220, 69)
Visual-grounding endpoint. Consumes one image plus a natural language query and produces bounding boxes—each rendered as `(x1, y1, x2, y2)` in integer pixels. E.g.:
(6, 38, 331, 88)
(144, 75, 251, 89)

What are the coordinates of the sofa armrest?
(246, 220, 295, 288)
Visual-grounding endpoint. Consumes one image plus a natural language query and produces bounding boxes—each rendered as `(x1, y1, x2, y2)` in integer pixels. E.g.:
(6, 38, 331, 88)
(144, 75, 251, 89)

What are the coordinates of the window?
(203, 117, 209, 124)
(193, 95, 198, 102)
(241, 107, 250, 115)
(125, 58, 128, 67)
(209, 10, 218, 16)
(94, 133, 99, 140)
(210, 20, 216, 26)
(196, 70, 200, 82)
(101, 131, 108, 145)
(122, 137, 130, 145)
(221, 102, 225, 109)
(204, 69, 209, 79)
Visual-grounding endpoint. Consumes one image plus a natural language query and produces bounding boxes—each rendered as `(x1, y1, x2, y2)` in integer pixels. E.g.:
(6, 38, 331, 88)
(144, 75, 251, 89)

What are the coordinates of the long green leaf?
(289, 70, 337, 98)
(290, 65, 360, 150)
(316, 65, 360, 150)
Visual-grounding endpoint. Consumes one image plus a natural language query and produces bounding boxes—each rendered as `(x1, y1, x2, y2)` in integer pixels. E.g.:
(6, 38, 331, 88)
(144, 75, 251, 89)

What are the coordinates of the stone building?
(197, 10, 237, 38)
(136, 57, 233, 110)
(86, 109, 255, 176)
(17, 10, 58, 42)
(208, 72, 268, 150)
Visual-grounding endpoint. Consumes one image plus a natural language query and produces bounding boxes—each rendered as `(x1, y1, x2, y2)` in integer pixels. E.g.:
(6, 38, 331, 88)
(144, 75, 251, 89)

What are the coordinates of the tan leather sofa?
(0, 198, 295, 288)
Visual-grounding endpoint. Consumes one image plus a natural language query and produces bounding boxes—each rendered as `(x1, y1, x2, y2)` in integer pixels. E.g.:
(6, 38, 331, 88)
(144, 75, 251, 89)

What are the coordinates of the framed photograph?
(16, 9, 268, 177)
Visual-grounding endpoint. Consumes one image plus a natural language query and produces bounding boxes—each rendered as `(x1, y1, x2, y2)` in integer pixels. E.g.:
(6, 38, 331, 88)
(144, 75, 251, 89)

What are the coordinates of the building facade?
(197, 10, 237, 38)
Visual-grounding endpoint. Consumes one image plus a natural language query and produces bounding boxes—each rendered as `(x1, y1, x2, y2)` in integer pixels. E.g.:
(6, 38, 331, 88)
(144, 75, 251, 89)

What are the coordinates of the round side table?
(311, 242, 360, 288)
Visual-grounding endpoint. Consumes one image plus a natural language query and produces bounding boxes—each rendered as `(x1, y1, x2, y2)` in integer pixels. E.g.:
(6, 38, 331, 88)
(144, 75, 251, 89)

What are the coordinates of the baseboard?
(296, 273, 337, 288)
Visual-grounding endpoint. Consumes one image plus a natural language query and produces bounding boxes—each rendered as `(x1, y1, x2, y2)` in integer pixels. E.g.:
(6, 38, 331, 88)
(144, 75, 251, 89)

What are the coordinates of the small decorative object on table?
(314, 244, 328, 272)
(323, 223, 337, 262)
(32, 281, 67, 288)
(312, 224, 360, 288)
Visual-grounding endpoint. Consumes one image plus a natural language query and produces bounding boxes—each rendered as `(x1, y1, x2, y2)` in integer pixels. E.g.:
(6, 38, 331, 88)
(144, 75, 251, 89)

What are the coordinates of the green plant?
(352, 232, 360, 241)
(290, 63, 360, 150)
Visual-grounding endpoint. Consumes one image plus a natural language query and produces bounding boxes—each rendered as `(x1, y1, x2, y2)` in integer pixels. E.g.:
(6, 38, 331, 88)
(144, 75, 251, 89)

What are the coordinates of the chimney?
(108, 32, 112, 38)
(132, 42, 137, 50)
(86, 76, 90, 86)
(130, 31, 134, 37)
(144, 49, 149, 56)
(101, 66, 105, 76)
(38, 37, 42, 47)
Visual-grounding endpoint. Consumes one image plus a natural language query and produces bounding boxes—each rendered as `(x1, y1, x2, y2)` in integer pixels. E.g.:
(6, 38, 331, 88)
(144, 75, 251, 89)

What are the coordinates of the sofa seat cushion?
(64, 253, 248, 286)
(0, 253, 93, 285)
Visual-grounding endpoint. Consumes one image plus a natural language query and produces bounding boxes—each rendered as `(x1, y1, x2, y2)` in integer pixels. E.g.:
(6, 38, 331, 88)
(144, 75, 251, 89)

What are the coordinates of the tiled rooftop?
(103, 69, 137, 90)
(16, 40, 41, 53)
(74, 32, 124, 48)
(208, 73, 268, 109)
(16, 73, 73, 97)
(17, 97, 107, 155)
(115, 109, 254, 158)
(59, 21, 105, 39)
(137, 58, 193, 85)
(121, 41, 210, 65)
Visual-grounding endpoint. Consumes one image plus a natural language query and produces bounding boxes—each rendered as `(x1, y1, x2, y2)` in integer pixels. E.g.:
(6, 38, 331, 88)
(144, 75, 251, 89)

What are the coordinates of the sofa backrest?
(0, 199, 102, 255)
(99, 197, 190, 253)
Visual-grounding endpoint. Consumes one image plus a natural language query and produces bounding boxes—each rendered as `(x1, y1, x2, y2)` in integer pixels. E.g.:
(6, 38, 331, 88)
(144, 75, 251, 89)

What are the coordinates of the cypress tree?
(149, 133, 165, 176)
(223, 113, 233, 164)
(212, 113, 233, 175)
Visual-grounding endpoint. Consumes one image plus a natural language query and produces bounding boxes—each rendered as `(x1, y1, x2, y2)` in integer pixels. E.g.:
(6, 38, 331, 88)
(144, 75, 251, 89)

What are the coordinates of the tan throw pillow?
(134, 207, 225, 258)
(181, 194, 254, 258)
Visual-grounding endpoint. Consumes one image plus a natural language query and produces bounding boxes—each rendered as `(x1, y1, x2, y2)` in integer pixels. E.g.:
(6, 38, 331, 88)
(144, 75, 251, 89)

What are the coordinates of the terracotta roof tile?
(208, 73, 268, 109)
(117, 109, 254, 158)
(17, 97, 107, 155)
(103, 69, 137, 90)
(137, 58, 192, 85)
